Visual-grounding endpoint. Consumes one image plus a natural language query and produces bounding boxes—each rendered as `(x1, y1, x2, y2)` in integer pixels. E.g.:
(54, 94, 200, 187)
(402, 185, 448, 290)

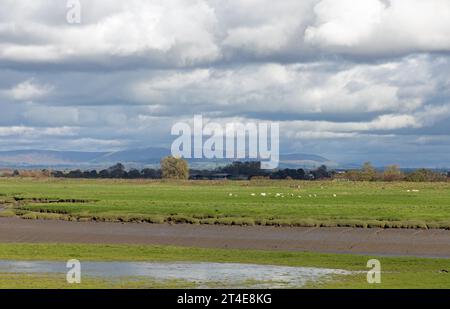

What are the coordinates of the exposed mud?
(1, 217, 450, 258)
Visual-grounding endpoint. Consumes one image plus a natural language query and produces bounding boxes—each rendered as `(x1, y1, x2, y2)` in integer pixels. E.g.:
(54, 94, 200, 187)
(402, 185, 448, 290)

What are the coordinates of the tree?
(52, 170, 64, 178)
(220, 161, 263, 177)
(141, 168, 160, 179)
(383, 165, 404, 182)
(312, 165, 329, 179)
(361, 161, 377, 181)
(405, 169, 446, 182)
(67, 169, 83, 178)
(161, 156, 189, 180)
(98, 169, 110, 178)
(107, 163, 127, 178)
(127, 169, 141, 179)
(83, 170, 98, 178)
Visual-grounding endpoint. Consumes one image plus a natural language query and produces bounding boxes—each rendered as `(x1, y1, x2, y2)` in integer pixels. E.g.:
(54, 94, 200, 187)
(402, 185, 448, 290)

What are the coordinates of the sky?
(1, 0, 450, 167)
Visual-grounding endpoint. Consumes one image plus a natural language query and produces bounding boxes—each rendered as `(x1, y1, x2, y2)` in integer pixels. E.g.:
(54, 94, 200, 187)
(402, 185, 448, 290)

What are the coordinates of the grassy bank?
(0, 243, 449, 288)
(1, 178, 450, 229)
(0, 273, 196, 289)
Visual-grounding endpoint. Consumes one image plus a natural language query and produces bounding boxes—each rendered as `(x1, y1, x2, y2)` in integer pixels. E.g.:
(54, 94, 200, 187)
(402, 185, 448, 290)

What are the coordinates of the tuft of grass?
(216, 217, 256, 226)
(0, 209, 16, 217)
(168, 215, 200, 224)
(20, 212, 67, 220)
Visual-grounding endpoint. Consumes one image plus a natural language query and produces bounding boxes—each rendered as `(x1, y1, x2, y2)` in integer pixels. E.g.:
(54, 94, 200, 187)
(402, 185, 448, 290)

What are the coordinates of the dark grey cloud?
(0, 0, 450, 166)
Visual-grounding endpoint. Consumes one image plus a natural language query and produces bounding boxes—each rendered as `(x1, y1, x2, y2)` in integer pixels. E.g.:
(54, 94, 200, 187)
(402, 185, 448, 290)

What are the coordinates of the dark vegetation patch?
(13, 197, 95, 203)
(7, 208, 450, 230)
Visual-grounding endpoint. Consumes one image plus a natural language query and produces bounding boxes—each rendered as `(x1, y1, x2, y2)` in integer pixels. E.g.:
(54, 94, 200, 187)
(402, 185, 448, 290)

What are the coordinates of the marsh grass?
(0, 272, 197, 289)
(1, 178, 450, 229)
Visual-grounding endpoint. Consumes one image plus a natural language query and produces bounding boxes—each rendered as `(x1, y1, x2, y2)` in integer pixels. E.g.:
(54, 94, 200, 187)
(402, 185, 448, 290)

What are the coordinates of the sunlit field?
(1, 178, 450, 229)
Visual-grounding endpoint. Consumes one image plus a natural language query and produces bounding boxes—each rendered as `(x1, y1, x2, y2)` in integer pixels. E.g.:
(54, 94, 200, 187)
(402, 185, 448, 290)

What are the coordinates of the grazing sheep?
(333, 194, 337, 197)
(261, 193, 267, 196)
(251, 193, 256, 196)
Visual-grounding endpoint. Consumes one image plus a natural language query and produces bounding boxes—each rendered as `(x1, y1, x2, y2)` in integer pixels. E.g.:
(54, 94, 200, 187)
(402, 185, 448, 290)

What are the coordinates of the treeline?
(191, 161, 332, 180)
(232, 162, 331, 180)
(52, 163, 161, 179)
(5, 160, 450, 182)
(48, 161, 333, 180)
(338, 162, 449, 182)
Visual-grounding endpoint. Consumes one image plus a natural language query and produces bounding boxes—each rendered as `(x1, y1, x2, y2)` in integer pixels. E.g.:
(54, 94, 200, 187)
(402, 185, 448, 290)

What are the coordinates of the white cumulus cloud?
(305, 0, 450, 55)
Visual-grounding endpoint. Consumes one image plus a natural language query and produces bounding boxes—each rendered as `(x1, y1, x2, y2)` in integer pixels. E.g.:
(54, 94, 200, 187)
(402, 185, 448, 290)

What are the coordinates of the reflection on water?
(0, 260, 352, 288)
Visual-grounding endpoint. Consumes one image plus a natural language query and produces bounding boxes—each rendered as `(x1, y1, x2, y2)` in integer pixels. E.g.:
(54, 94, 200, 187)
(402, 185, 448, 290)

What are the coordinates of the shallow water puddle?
(0, 260, 352, 288)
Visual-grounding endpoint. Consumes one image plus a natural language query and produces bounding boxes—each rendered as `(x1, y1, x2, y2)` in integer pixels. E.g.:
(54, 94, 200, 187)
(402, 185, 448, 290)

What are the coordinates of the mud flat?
(1, 217, 450, 258)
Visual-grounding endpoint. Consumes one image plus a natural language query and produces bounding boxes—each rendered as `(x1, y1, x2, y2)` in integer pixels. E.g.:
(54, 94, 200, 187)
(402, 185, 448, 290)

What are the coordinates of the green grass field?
(0, 243, 449, 288)
(1, 178, 450, 228)
(1, 179, 449, 288)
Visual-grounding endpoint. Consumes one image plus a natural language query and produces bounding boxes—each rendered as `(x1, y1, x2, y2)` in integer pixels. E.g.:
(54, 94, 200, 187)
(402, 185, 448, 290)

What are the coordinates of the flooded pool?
(0, 260, 352, 288)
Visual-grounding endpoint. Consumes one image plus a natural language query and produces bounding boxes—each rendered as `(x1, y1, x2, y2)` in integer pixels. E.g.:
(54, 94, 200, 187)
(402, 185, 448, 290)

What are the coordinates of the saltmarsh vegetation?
(0, 178, 450, 229)
(0, 243, 449, 288)
(0, 272, 197, 289)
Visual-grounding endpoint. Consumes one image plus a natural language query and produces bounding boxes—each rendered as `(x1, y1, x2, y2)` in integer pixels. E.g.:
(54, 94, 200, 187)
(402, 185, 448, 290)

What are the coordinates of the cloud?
(305, 0, 450, 55)
(2, 79, 53, 101)
(223, 23, 293, 54)
(1, 0, 450, 68)
(305, 0, 387, 47)
(283, 114, 420, 136)
(0, 126, 76, 137)
(64, 137, 125, 150)
(132, 56, 435, 116)
(0, 0, 220, 67)
(0, 0, 450, 166)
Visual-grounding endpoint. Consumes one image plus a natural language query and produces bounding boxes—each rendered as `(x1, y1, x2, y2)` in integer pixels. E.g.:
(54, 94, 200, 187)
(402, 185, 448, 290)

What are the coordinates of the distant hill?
(277, 153, 336, 169)
(0, 150, 106, 166)
(0, 148, 337, 169)
(92, 147, 170, 165)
